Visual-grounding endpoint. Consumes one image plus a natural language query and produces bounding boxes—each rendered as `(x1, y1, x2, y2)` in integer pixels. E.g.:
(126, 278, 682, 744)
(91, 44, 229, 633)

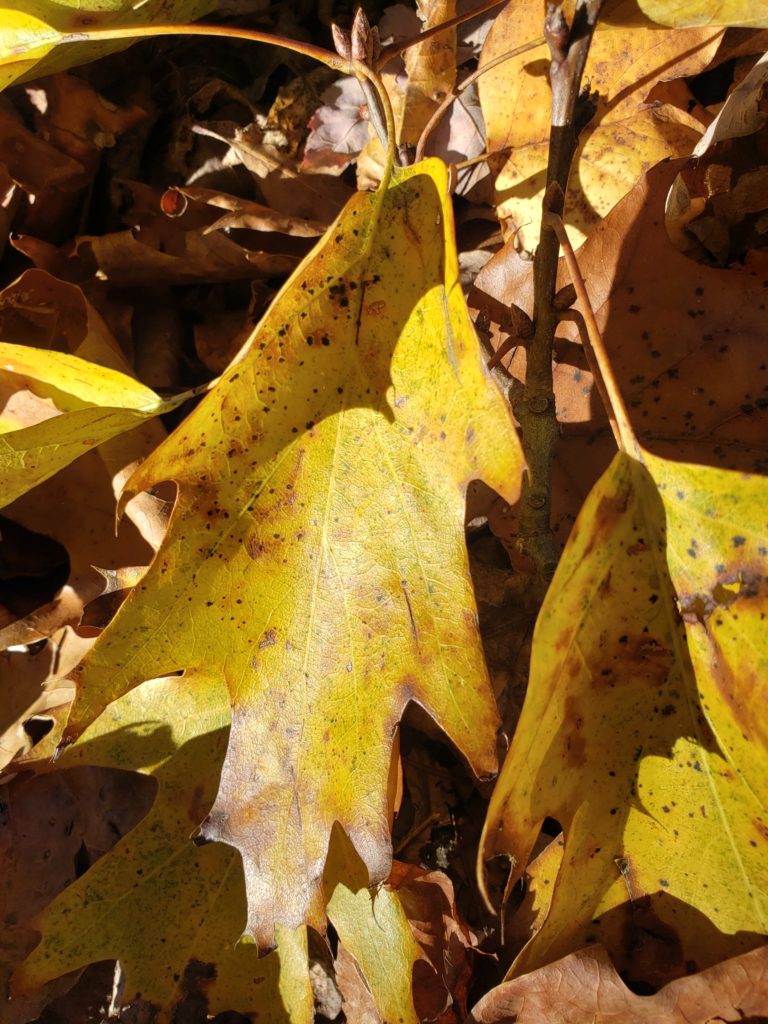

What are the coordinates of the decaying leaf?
(468, 943, 768, 1024)
(478, 0, 722, 249)
(60, 158, 523, 948)
(481, 447, 768, 987)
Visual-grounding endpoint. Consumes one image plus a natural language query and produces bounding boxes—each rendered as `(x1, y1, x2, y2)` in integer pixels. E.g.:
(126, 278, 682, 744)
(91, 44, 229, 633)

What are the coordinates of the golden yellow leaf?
(481, 449, 768, 988)
(478, 0, 722, 249)
(0, 0, 216, 90)
(14, 673, 312, 1023)
(62, 158, 523, 947)
(0, 342, 185, 509)
(603, 0, 768, 28)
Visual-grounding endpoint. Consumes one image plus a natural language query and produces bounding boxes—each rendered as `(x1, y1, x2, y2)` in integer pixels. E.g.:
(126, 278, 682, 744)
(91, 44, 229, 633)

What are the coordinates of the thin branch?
(513, 0, 603, 583)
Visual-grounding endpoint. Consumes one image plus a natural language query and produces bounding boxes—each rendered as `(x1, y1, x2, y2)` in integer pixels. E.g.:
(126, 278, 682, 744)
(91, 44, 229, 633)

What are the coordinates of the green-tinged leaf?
(603, 0, 768, 28)
(482, 450, 768, 988)
(13, 673, 312, 1023)
(0, 343, 186, 509)
(62, 157, 523, 947)
(326, 828, 421, 1024)
(0, 0, 216, 90)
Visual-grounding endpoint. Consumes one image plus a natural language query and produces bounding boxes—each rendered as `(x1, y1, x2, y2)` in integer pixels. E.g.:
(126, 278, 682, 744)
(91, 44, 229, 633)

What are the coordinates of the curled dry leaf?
(0, 626, 85, 769)
(13, 73, 146, 243)
(478, 0, 722, 250)
(163, 185, 327, 237)
(666, 51, 768, 263)
(0, 97, 84, 196)
(468, 943, 768, 1024)
(388, 862, 477, 1021)
(196, 121, 354, 222)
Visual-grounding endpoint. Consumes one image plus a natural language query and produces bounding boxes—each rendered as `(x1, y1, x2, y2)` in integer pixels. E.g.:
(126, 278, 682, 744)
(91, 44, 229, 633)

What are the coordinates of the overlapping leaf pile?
(0, 0, 767, 1021)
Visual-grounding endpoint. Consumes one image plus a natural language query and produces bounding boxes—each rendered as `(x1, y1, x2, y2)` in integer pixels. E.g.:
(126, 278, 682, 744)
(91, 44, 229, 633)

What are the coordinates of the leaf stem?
(515, 0, 603, 582)
(414, 37, 545, 164)
(354, 61, 398, 183)
(57, 22, 349, 72)
(376, 0, 507, 69)
(544, 214, 639, 457)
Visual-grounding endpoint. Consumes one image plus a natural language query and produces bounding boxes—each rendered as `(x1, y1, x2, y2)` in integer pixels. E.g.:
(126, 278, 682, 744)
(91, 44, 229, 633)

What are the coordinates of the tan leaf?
(468, 944, 768, 1024)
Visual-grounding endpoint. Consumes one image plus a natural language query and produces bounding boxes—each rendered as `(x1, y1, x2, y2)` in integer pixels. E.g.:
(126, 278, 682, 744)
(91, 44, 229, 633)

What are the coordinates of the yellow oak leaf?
(61, 158, 524, 947)
(481, 448, 768, 988)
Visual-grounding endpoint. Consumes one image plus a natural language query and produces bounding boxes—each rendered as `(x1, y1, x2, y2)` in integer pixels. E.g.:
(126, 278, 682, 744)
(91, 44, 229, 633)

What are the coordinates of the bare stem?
(515, 0, 603, 583)
(415, 37, 545, 164)
(58, 22, 349, 71)
(545, 215, 639, 456)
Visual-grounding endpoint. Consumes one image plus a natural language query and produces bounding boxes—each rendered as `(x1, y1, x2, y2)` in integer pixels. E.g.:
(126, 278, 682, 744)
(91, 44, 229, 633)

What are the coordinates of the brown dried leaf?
(468, 944, 768, 1024)
(196, 121, 353, 221)
(388, 863, 477, 1022)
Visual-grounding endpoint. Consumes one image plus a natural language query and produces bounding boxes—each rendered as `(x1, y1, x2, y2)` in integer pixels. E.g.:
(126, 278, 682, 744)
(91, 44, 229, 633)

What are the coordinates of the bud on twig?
(350, 7, 372, 63)
(331, 23, 352, 61)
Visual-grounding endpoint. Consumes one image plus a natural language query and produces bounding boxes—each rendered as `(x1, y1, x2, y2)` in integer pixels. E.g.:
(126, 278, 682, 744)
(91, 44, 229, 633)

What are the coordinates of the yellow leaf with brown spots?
(61, 158, 523, 947)
(481, 449, 768, 989)
(478, 0, 722, 250)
